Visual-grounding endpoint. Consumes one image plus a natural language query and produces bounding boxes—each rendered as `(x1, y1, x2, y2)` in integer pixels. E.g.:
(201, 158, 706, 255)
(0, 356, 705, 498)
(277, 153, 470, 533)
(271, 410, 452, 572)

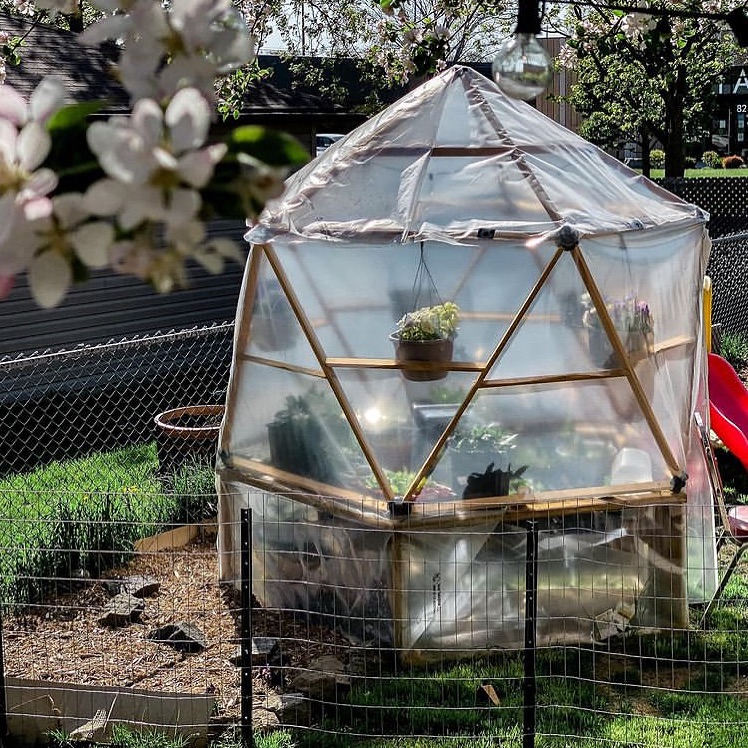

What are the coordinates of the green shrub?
(685, 156, 697, 169)
(718, 329, 748, 371)
(702, 150, 723, 168)
(159, 457, 218, 524)
(650, 149, 665, 168)
(723, 154, 745, 169)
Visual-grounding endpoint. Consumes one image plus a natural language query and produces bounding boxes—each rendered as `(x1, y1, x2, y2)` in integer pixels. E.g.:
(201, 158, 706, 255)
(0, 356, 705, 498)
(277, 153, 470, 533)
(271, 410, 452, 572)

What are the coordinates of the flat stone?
(147, 621, 207, 652)
(121, 574, 160, 598)
(276, 693, 313, 726)
(97, 592, 145, 627)
(101, 580, 122, 597)
(290, 656, 350, 699)
(230, 637, 281, 667)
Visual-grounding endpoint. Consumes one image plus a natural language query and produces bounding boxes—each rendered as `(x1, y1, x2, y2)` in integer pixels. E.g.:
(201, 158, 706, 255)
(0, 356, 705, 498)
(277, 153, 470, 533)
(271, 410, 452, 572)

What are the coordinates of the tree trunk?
(67, 0, 84, 32)
(640, 129, 651, 178)
(664, 69, 687, 178)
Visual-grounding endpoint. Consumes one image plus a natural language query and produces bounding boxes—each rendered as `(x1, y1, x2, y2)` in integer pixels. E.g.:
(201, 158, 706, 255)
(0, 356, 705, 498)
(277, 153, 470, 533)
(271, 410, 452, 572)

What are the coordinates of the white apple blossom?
(82, 0, 255, 104)
(0, 4, 292, 306)
(0, 77, 65, 249)
(11, 0, 35, 15)
(0, 32, 9, 86)
(0, 193, 116, 308)
(85, 87, 226, 230)
(107, 222, 240, 294)
(621, 11, 657, 40)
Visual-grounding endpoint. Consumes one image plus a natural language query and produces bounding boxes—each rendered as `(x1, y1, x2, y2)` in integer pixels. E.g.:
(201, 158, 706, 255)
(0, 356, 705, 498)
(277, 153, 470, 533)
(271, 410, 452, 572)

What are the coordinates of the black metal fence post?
(0, 600, 6, 746)
(240, 507, 253, 748)
(523, 520, 539, 748)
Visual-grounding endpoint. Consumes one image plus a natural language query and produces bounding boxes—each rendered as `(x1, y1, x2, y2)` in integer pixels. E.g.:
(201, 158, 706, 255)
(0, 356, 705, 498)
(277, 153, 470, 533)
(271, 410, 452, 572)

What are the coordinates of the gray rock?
(230, 637, 281, 667)
(276, 693, 313, 726)
(121, 574, 160, 598)
(289, 655, 350, 699)
(147, 621, 207, 652)
(97, 593, 145, 627)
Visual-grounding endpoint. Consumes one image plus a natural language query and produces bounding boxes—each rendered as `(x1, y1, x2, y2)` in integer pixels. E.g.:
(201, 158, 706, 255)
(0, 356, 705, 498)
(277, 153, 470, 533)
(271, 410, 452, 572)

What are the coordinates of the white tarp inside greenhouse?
(216, 65, 717, 660)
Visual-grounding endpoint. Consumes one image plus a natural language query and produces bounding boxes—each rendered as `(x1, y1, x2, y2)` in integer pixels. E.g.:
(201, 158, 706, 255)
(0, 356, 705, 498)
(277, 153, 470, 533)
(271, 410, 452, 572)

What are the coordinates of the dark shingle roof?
(1, 10, 129, 110)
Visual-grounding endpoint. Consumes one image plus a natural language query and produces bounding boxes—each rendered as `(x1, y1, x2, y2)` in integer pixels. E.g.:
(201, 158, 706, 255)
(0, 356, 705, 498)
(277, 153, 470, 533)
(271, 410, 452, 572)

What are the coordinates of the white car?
(316, 133, 344, 157)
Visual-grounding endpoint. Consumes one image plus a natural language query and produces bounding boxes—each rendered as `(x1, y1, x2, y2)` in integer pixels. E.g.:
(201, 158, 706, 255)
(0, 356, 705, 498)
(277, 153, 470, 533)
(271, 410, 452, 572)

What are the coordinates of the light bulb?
(492, 33, 553, 101)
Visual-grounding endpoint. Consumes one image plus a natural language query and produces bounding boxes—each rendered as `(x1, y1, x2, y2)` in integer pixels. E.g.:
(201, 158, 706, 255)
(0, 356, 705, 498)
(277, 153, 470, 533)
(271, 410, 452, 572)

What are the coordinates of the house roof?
(0, 18, 364, 128)
(1, 10, 129, 111)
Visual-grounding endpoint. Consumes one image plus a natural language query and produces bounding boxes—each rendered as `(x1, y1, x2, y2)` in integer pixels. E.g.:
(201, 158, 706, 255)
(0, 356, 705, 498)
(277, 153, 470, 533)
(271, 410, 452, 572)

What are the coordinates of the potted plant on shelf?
(462, 462, 529, 499)
(449, 424, 518, 486)
(267, 389, 348, 486)
(582, 293, 654, 368)
(389, 301, 460, 381)
(365, 469, 456, 501)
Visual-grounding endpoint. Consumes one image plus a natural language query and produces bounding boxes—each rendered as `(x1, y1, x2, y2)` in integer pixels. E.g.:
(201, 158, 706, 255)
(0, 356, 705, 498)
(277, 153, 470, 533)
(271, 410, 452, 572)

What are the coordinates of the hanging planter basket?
(154, 404, 225, 474)
(251, 279, 299, 352)
(390, 334, 454, 382)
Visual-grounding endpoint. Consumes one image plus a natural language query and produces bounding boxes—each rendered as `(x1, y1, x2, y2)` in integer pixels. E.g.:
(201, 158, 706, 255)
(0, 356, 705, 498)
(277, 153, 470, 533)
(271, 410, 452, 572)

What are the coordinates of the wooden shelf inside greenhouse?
(223, 457, 683, 529)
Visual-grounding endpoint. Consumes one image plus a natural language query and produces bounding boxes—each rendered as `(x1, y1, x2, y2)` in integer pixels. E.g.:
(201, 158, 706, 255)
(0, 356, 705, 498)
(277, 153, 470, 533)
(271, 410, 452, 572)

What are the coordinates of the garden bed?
(1, 536, 347, 731)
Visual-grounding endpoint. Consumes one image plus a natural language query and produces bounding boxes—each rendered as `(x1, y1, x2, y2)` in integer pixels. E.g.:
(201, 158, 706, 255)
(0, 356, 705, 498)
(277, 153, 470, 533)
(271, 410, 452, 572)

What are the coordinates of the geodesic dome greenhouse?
(217, 66, 716, 660)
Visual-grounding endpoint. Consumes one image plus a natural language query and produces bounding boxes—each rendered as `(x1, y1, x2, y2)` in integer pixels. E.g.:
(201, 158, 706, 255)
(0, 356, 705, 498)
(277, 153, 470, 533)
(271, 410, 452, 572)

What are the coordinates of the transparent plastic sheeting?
(222, 224, 708, 499)
(217, 65, 716, 655)
(252, 66, 706, 244)
(217, 485, 689, 662)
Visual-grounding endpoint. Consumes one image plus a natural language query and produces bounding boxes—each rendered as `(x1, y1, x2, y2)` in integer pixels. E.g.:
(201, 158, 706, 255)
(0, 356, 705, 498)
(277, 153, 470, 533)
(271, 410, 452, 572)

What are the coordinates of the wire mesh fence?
(3, 478, 741, 748)
(0, 489, 240, 746)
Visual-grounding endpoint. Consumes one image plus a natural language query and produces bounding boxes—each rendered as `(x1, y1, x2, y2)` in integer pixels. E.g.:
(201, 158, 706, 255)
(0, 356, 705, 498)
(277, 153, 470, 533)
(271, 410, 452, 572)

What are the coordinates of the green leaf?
(46, 101, 109, 132)
(224, 126, 310, 168)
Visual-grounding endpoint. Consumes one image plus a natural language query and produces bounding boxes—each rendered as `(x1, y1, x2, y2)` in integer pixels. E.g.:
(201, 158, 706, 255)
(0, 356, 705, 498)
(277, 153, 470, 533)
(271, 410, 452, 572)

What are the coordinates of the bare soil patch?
(1, 536, 344, 727)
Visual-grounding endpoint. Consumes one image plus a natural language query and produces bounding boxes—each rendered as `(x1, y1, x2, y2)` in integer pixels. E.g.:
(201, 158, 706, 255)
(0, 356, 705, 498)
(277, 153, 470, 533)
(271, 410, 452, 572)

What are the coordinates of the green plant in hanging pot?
(389, 301, 460, 381)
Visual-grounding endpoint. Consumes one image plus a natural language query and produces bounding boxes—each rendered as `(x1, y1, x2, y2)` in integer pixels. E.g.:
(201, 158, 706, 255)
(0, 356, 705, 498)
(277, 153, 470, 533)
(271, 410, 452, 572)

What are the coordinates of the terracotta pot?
(390, 334, 454, 381)
(154, 404, 224, 474)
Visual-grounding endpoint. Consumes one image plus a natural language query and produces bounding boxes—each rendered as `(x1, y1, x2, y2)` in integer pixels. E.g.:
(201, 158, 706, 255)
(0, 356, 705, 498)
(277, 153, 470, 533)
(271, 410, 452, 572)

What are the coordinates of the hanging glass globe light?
(492, 0, 553, 101)
(492, 33, 553, 100)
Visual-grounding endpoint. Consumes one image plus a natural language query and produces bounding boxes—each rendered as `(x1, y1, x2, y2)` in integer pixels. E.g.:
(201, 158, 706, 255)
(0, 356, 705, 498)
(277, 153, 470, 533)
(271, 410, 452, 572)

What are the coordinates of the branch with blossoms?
(0, 0, 309, 307)
(373, 0, 505, 84)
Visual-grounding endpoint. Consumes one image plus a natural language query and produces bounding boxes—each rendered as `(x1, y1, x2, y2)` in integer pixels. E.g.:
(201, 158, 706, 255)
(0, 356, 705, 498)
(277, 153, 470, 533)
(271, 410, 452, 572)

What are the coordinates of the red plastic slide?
(708, 352, 748, 472)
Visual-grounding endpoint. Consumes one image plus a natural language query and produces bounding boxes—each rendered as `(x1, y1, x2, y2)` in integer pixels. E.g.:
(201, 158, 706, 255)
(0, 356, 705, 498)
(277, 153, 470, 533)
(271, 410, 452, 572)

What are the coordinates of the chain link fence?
(661, 177, 748, 338)
(0, 323, 233, 479)
(708, 231, 748, 340)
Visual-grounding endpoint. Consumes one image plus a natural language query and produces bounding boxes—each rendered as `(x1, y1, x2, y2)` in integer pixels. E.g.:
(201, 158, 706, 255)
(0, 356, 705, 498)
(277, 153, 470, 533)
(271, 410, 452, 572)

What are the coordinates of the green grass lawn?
(0, 444, 214, 604)
(4, 445, 748, 748)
